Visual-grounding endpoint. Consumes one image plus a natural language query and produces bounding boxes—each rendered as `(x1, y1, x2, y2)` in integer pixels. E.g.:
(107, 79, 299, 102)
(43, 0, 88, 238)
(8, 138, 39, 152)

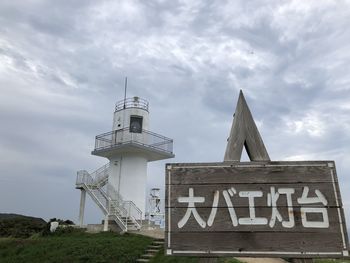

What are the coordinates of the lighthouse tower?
(76, 96, 174, 232)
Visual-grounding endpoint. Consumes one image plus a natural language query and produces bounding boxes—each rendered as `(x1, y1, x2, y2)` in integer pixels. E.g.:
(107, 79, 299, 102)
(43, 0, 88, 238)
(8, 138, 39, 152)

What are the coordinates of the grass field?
(0, 231, 241, 263)
(0, 230, 152, 263)
(0, 229, 349, 263)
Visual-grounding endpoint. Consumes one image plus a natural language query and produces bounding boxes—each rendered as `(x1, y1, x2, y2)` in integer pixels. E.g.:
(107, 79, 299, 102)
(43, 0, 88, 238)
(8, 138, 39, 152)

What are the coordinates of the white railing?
(90, 163, 109, 185)
(115, 97, 149, 112)
(107, 184, 142, 229)
(76, 170, 92, 185)
(76, 168, 142, 231)
(76, 164, 109, 187)
(124, 201, 143, 229)
(78, 173, 108, 214)
(94, 127, 174, 154)
(77, 173, 128, 231)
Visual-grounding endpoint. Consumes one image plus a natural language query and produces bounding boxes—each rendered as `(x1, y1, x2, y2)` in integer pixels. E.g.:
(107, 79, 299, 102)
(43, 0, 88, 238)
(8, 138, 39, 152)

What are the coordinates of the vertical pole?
(123, 77, 127, 109)
(140, 211, 143, 229)
(117, 156, 122, 202)
(103, 214, 109, 231)
(127, 202, 131, 232)
(78, 189, 86, 227)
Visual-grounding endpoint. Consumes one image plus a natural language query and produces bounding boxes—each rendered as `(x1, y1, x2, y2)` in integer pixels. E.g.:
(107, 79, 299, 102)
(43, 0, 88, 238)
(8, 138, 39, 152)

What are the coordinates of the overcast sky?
(1, 0, 350, 228)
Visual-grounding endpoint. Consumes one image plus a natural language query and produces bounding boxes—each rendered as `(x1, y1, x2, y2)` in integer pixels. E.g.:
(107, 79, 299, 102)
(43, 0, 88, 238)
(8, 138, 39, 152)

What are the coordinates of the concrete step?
(127, 226, 139, 230)
(148, 245, 162, 249)
(146, 249, 159, 253)
(135, 238, 164, 263)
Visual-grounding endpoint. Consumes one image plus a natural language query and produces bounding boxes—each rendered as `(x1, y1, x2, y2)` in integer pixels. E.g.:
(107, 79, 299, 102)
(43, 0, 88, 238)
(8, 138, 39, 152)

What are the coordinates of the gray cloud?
(1, 0, 350, 229)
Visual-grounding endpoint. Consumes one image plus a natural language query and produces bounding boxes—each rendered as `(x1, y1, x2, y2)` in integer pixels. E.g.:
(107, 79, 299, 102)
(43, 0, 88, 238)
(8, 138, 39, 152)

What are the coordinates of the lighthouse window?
(130, 116, 143, 133)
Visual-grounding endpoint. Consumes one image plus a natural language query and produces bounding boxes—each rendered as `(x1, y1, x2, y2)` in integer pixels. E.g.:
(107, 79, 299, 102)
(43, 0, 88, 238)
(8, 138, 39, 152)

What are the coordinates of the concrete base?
(129, 221, 164, 239)
(86, 221, 123, 233)
(101, 220, 124, 233)
(85, 220, 165, 237)
(86, 224, 104, 233)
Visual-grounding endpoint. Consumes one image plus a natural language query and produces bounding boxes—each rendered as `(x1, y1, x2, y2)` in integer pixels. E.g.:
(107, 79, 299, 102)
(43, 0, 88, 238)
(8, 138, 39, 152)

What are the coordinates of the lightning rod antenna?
(123, 77, 127, 109)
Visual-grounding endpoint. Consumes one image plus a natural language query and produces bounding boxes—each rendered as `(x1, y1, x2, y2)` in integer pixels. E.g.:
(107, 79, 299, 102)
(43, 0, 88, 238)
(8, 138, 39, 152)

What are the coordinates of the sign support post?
(224, 91, 313, 262)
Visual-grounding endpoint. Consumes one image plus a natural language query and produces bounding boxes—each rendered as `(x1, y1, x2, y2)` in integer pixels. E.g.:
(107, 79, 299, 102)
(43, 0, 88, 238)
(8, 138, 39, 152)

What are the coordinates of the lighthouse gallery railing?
(94, 127, 173, 154)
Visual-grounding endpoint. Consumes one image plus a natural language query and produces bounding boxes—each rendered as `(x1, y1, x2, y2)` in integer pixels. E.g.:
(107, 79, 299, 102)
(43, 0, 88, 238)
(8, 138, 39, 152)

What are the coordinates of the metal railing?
(91, 163, 109, 185)
(76, 163, 109, 187)
(107, 184, 142, 230)
(76, 174, 129, 231)
(123, 201, 143, 229)
(76, 170, 92, 186)
(76, 172, 109, 215)
(94, 127, 173, 154)
(76, 168, 142, 231)
(115, 97, 149, 112)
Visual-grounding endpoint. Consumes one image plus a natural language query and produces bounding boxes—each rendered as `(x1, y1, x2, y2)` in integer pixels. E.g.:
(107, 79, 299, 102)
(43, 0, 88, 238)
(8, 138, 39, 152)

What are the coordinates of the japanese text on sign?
(177, 186, 329, 229)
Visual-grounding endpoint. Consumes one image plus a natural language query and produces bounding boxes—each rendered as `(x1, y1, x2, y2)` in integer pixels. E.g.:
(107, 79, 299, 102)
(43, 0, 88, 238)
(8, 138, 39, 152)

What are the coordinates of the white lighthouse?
(76, 96, 174, 232)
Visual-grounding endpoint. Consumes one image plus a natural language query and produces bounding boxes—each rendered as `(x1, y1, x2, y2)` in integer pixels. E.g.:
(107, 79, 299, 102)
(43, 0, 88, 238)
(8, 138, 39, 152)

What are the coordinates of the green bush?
(47, 218, 74, 225)
(0, 215, 77, 238)
(48, 226, 85, 236)
(41, 218, 78, 236)
(0, 232, 153, 263)
(0, 218, 46, 238)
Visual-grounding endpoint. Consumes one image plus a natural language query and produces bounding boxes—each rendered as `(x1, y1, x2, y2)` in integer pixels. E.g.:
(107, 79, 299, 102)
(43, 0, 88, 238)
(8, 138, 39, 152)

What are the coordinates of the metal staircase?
(76, 164, 142, 232)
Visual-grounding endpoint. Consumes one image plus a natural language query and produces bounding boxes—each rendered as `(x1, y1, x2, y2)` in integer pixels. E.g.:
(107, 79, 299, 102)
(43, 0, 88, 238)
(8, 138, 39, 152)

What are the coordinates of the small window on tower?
(130, 116, 143, 133)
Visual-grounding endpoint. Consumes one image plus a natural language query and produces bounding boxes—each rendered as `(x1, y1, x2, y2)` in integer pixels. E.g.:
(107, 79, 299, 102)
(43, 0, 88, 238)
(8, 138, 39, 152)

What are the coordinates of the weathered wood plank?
(165, 161, 349, 258)
(168, 165, 334, 185)
(168, 207, 344, 233)
(167, 183, 341, 208)
(167, 232, 344, 255)
(167, 161, 334, 167)
(327, 164, 350, 247)
(224, 90, 270, 162)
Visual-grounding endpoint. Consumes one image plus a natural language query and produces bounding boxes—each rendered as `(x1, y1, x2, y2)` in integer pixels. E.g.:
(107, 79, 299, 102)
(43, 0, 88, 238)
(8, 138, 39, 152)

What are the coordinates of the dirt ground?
(236, 258, 288, 263)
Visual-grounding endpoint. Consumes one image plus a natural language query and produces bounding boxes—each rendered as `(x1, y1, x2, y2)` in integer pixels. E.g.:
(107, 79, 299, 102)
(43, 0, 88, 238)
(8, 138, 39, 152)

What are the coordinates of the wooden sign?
(165, 161, 349, 258)
(165, 91, 349, 260)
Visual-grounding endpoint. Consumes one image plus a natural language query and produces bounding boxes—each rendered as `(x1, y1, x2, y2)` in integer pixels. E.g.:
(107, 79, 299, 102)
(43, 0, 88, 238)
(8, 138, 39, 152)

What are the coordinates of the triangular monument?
(224, 90, 270, 162)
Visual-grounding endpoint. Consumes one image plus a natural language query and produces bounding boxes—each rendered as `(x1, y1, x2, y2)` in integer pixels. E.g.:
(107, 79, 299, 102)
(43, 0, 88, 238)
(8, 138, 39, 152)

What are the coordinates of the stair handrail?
(76, 168, 142, 231)
(80, 175, 108, 214)
(90, 163, 109, 185)
(108, 201, 129, 231)
(107, 184, 142, 229)
(123, 200, 143, 229)
(76, 170, 92, 185)
(106, 185, 128, 217)
(94, 185, 129, 231)
(76, 172, 128, 231)
(76, 164, 109, 187)
(100, 187, 129, 220)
